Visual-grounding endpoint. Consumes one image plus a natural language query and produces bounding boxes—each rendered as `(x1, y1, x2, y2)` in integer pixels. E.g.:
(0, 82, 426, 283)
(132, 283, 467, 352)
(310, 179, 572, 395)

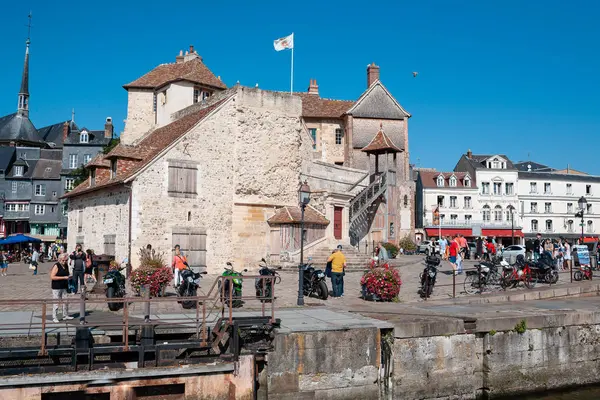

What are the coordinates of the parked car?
(501, 245, 526, 265)
(418, 240, 440, 256)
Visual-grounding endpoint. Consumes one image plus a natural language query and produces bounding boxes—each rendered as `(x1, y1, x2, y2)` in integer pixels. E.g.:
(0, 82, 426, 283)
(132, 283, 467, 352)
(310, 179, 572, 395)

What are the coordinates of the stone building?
(65, 47, 415, 270)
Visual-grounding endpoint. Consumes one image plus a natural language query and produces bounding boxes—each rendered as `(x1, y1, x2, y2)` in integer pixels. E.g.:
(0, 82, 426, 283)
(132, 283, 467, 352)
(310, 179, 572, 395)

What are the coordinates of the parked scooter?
(178, 267, 208, 309)
(219, 262, 246, 308)
(103, 267, 126, 311)
(419, 255, 441, 298)
(301, 259, 328, 300)
(255, 258, 281, 303)
(574, 264, 593, 281)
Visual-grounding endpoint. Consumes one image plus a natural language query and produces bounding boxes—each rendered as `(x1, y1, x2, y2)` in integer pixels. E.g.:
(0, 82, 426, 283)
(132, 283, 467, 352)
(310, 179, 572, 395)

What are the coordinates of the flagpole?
(290, 35, 294, 94)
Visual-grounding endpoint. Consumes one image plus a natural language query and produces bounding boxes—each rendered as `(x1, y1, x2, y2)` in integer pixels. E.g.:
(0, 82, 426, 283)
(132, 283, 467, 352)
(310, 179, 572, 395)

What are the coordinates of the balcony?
(424, 219, 522, 229)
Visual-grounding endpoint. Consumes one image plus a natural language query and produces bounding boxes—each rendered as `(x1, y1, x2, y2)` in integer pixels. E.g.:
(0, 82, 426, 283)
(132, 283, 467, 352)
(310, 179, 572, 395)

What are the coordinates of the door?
(334, 207, 343, 240)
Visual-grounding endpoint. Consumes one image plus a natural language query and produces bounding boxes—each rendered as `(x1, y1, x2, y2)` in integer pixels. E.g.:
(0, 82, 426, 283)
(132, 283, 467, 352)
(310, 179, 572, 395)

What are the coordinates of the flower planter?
(361, 284, 381, 302)
(360, 265, 402, 302)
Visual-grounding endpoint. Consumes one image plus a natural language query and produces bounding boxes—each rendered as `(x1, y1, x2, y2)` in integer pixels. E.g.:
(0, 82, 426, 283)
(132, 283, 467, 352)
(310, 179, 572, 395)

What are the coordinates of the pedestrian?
(376, 242, 389, 265)
(171, 244, 188, 288)
(533, 233, 542, 261)
(50, 253, 74, 323)
(543, 239, 554, 259)
(563, 240, 572, 271)
(455, 235, 465, 274)
(327, 245, 347, 297)
(85, 249, 96, 286)
(476, 237, 483, 260)
(31, 246, 40, 276)
(447, 235, 459, 275)
(0, 250, 7, 276)
(69, 244, 87, 294)
(438, 237, 447, 260)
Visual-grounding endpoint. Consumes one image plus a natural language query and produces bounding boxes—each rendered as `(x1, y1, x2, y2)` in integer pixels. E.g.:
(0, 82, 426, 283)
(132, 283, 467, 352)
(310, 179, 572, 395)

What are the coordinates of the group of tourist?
(437, 235, 469, 275)
(527, 233, 575, 271)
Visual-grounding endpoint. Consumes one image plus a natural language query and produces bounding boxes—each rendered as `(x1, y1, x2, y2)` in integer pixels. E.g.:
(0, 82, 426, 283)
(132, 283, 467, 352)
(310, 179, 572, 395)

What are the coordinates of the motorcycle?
(103, 267, 126, 311)
(219, 262, 246, 308)
(178, 267, 207, 309)
(301, 259, 328, 300)
(255, 258, 281, 303)
(518, 253, 558, 284)
(419, 255, 441, 298)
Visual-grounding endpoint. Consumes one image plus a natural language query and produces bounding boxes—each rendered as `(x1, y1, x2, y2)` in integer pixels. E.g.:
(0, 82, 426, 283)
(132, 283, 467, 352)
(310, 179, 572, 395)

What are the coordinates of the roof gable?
(294, 93, 353, 119)
(419, 171, 478, 189)
(346, 81, 410, 120)
(361, 124, 403, 153)
(124, 58, 227, 90)
(267, 205, 329, 226)
(0, 113, 44, 146)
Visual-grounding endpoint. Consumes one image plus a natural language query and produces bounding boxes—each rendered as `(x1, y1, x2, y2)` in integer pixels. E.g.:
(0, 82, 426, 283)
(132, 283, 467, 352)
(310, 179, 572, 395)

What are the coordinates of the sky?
(0, 0, 599, 174)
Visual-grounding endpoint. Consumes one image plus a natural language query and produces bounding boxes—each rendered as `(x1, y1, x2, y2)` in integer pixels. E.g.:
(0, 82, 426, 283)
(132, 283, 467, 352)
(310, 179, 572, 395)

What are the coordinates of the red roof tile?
(419, 171, 477, 189)
(361, 125, 403, 153)
(86, 154, 111, 168)
(294, 93, 353, 119)
(63, 96, 232, 199)
(267, 206, 329, 226)
(124, 58, 227, 90)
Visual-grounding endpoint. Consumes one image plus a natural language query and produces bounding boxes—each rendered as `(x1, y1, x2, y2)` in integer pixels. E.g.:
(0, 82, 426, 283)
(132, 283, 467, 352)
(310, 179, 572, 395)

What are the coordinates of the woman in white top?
(563, 240, 572, 271)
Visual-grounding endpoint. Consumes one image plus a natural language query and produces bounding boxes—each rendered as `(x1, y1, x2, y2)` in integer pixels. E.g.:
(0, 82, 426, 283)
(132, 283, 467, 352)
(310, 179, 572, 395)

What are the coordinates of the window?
(530, 182, 537, 194)
(587, 204, 592, 214)
(493, 182, 502, 195)
(465, 215, 472, 224)
(567, 203, 573, 213)
(110, 160, 117, 179)
(464, 177, 471, 187)
(464, 196, 472, 209)
(77, 210, 83, 233)
(586, 185, 592, 195)
(449, 176, 457, 187)
(567, 220, 574, 232)
(506, 209, 513, 222)
(309, 128, 317, 150)
(531, 220, 538, 231)
(172, 228, 207, 268)
(389, 222, 395, 238)
(494, 205, 502, 221)
(545, 203, 552, 213)
(52, 191, 57, 197)
(335, 128, 343, 145)
(5, 204, 16, 212)
(65, 178, 75, 191)
(35, 184, 46, 196)
(544, 183, 551, 194)
(566, 183, 572, 195)
(482, 205, 491, 222)
(51, 206, 55, 213)
(162, 90, 167, 104)
(90, 168, 96, 186)
(168, 160, 198, 198)
(588, 220, 594, 233)
(62, 203, 68, 216)
(104, 234, 116, 256)
(80, 131, 89, 143)
(69, 154, 78, 169)
(505, 183, 514, 195)
(545, 219, 552, 232)
(492, 159, 500, 169)
(437, 176, 444, 187)
(530, 202, 538, 213)
(34, 204, 45, 215)
(437, 195, 445, 207)
(83, 154, 92, 165)
(450, 214, 458, 223)
(11, 182, 17, 193)
(193, 87, 200, 104)
(403, 195, 408, 207)
(449, 196, 457, 208)
(481, 182, 490, 194)
(439, 214, 445, 224)
(153, 93, 157, 112)
(14, 166, 23, 176)
(17, 204, 29, 212)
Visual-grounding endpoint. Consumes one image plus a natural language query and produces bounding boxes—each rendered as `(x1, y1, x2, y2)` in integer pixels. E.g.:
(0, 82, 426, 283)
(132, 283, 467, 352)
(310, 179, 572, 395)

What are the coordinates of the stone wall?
(304, 119, 345, 165)
(121, 89, 155, 146)
(302, 160, 369, 196)
(67, 186, 130, 257)
(268, 328, 381, 400)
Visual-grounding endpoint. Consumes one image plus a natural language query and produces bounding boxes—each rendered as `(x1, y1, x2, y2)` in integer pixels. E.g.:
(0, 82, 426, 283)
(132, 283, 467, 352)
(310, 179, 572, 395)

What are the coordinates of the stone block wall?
(121, 89, 155, 146)
(231, 204, 279, 270)
(268, 328, 381, 400)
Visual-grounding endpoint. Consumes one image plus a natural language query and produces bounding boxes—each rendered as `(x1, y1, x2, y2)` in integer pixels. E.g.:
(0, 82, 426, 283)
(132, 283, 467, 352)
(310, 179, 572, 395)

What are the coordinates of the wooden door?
(334, 207, 343, 240)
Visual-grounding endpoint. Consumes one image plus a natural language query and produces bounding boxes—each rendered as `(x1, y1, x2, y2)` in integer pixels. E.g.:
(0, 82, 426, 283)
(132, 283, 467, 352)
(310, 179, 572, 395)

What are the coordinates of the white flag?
(273, 33, 294, 51)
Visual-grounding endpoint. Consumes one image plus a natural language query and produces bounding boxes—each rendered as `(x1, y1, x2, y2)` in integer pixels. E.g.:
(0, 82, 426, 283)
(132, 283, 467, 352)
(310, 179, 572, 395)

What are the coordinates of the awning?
(481, 229, 524, 238)
(425, 228, 472, 237)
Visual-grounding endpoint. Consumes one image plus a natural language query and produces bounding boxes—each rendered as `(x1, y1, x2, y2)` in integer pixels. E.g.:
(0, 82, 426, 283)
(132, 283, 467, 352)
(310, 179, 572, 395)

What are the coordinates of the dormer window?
(110, 160, 117, 179)
(90, 168, 96, 187)
(464, 177, 471, 187)
(449, 176, 457, 187)
(436, 176, 444, 187)
(14, 166, 23, 177)
(80, 130, 89, 144)
(193, 87, 212, 103)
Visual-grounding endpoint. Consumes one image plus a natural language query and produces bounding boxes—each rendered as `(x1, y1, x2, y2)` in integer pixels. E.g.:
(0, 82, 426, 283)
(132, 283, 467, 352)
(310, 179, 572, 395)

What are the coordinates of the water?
(518, 385, 600, 400)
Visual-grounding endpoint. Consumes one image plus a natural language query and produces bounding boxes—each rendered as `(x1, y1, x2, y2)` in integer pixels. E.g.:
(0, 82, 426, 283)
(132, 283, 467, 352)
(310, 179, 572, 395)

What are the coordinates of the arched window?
(567, 220, 574, 232)
(545, 220, 553, 232)
(464, 177, 471, 187)
(403, 195, 408, 207)
(437, 176, 444, 187)
(588, 220, 593, 233)
(531, 220, 538, 231)
(482, 205, 491, 222)
(449, 176, 457, 187)
(80, 130, 89, 144)
(494, 205, 502, 222)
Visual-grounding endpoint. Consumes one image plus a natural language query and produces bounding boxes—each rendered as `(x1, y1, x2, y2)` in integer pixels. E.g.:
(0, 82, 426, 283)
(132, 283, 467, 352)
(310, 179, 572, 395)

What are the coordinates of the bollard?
(570, 261, 573, 283)
(79, 290, 86, 325)
(143, 284, 151, 323)
(452, 272, 456, 298)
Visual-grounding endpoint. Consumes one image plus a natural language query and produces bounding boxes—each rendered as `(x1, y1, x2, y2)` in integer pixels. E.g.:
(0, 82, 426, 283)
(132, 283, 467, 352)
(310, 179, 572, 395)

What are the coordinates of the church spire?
(17, 13, 32, 117)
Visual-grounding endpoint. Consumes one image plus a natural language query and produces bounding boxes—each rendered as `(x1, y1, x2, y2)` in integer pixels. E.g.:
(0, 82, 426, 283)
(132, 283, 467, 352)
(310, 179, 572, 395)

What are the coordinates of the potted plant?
(130, 247, 173, 297)
(360, 263, 402, 302)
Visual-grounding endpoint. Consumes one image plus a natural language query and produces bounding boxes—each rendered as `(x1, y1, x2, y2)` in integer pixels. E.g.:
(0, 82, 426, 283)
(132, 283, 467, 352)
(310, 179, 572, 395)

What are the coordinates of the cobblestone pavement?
(0, 255, 592, 315)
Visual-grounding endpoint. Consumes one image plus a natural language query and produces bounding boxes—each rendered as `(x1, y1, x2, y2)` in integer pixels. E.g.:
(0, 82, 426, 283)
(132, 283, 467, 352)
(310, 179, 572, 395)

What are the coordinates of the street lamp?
(577, 196, 587, 244)
(297, 181, 311, 306)
(508, 205, 515, 245)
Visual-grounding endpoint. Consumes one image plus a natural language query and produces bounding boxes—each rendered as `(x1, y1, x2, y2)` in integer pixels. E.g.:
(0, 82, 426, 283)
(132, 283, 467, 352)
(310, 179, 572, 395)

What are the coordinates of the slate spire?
(17, 13, 31, 117)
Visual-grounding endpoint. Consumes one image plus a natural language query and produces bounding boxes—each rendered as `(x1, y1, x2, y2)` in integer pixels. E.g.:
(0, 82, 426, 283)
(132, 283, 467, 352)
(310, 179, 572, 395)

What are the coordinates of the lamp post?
(577, 196, 587, 244)
(297, 181, 311, 306)
(508, 205, 515, 245)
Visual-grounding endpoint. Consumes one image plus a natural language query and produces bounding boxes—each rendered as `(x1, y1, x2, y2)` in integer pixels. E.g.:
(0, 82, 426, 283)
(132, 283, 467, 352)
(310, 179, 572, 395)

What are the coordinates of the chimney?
(104, 117, 114, 139)
(62, 121, 69, 142)
(467, 149, 472, 159)
(176, 50, 184, 63)
(183, 45, 202, 62)
(307, 79, 319, 96)
(367, 63, 380, 87)
(189, 45, 194, 54)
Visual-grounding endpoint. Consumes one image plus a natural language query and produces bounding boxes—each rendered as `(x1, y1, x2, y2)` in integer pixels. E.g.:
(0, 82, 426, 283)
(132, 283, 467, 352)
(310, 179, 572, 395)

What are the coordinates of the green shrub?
(398, 235, 417, 252)
(514, 320, 527, 334)
(382, 242, 399, 258)
(489, 329, 497, 336)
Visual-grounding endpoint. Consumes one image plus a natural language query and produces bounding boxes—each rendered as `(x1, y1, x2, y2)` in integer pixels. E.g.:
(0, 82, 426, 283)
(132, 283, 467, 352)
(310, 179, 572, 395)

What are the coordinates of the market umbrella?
(1, 234, 42, 245)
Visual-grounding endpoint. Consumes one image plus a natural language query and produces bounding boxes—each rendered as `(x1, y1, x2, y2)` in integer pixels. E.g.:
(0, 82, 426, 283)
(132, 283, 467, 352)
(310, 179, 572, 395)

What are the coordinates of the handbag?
(325, 261, 332, 278)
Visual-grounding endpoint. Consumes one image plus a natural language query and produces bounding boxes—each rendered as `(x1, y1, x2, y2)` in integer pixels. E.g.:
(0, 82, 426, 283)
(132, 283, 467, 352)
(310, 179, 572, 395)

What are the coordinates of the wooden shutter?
(168, 160, 198, 198)
(103, 235, 116, 256)
(172, 227, 206, 270)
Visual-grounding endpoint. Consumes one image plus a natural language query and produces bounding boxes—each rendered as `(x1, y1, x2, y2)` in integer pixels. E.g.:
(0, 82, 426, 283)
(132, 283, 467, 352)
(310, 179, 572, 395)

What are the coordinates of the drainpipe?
(126, 183, 133, 278)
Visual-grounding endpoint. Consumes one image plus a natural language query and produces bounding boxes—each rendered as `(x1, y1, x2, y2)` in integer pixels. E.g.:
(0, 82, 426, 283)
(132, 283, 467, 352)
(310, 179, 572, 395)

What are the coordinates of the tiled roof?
(466, 154, 516, 170)
(0, 113, 44, 146)
(419, 171, 476, 189)
(361, 125, 403, 153)
(31, 159, 62, 180)
(267, 206, 329, 226)
(86, 154, 111, 168)
(63, 96, 232, 199)
(124, 58, 227, 90)
(294, 93, 353, 119)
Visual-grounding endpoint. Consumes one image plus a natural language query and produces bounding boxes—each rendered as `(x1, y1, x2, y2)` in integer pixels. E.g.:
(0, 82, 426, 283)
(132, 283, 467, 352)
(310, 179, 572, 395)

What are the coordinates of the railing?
(349, 172, 387, 225)
(0, 274, 277, 356)
(423, 219, 523, 229)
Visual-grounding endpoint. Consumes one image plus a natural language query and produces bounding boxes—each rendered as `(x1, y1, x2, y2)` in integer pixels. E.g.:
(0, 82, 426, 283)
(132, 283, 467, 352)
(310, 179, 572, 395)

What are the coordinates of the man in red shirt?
(448, 235, 460, 275)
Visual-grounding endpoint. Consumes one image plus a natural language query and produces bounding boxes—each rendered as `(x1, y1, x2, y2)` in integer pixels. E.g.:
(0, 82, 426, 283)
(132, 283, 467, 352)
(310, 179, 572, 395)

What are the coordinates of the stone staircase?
(280, 244, 373, 271)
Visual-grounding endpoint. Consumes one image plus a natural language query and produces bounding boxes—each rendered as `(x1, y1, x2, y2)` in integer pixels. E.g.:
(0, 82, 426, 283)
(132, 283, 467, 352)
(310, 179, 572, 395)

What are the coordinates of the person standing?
(476, 237, 483, 260)
(448, 235, 459, 275)
(376, 242, 389, 265)
(0, 250, 7, 276)
(533, 233, 542, 261)
(31, 247, 40, 276)
(327, 245, 347, 297)
(69, 244, 87, 293)
(85, 249, 96, 286)
(171, 244, 188, 288)
(50, 253, 74, 323)
(438, 237, 447, 260)
(563, 240, 572, 271)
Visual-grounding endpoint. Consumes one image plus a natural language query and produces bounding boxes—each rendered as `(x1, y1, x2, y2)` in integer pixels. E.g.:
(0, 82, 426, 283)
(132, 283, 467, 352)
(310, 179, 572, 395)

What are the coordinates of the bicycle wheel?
(464, 274, 480, 295)
(487, 270, 503, 291)
(523, 270, 536, 289)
